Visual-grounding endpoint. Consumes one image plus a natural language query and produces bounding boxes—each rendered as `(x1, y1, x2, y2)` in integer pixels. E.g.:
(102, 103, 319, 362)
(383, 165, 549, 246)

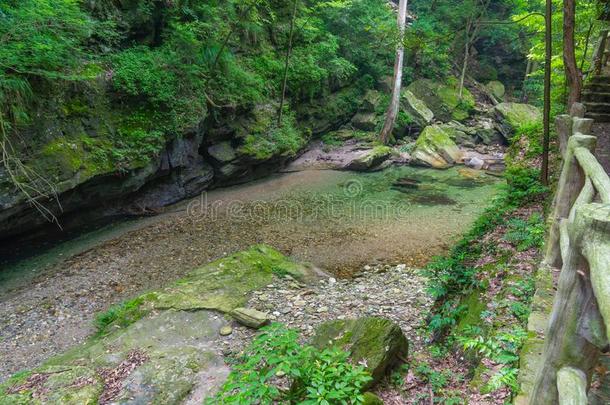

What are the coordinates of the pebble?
(220, 326, 233, 336)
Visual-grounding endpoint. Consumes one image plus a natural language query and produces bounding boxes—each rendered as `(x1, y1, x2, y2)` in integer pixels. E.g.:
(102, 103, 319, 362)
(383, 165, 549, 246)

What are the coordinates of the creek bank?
(0, 247, 430, 403)
(0, 165, 501, 383)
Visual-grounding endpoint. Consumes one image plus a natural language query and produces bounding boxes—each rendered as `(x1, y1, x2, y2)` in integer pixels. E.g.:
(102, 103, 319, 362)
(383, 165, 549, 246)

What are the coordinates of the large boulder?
(411, 125, 463, 169)
(401, 90, 434, 128)
(311, 317, 408, 386)
(407, 77, 475, 122)
(486, 81, 506, 100)
(351, 112, 379, 131)
(361, 90, 382, 113)
(438, 121, 477, 146)
(344, 146, 393, 171)
(493, 102, 542, 140)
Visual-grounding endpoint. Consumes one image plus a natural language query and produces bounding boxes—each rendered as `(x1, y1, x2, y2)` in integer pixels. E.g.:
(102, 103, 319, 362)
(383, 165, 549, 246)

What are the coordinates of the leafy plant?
(503, 213, 545, 251)
(209, 323, 372, 404)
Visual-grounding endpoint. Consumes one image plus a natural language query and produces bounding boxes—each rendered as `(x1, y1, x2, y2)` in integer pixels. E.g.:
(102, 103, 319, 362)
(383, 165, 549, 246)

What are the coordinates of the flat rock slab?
(0, 310, 229, 404)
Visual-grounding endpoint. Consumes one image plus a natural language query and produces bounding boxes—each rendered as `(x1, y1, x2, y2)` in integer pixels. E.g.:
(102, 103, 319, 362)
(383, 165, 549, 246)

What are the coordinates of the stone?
(406, 77, 475, 122)
(310, 316, 409, 386)
(493, 102, 542, 140)
(207, 141, 237, 164)
(351, 112, 378, 131)
(230, 308, 270, 329)
(151, 244, 315, 313)
(465, 156, 485, 170)
(411, 125, 463, 169)
(400, 90, 434, 128)
(486, 81, 506, 100)
(361, 90, 382, 112)
(344, 146, 393, 171)
(438, 121, 477, 146)
(219, 326, 233, 336)
(0, 310, 230, 404)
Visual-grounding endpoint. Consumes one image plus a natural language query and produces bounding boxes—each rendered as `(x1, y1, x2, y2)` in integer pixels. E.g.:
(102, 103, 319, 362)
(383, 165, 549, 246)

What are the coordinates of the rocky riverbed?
(0, 165, 500, 382)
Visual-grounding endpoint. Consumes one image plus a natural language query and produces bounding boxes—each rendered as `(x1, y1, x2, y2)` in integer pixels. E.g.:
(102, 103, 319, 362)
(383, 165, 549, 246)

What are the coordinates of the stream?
(0, 165, 501, 381)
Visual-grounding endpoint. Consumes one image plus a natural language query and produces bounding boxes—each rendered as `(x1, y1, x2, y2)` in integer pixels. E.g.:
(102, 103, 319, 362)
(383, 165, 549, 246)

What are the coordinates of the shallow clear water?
(0, 166, 501, 380)
(1, 166, 501, 288)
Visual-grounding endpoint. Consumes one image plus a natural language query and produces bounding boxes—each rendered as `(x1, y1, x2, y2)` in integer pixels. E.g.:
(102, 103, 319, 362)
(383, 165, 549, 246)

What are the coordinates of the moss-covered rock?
(407, 77, 475, 122)
(486, 81, 506, 100)
(0, 245, 315, 404)
(344, 146, 393, 171)
(150, 244, 315, 313)
(207, 141, 237, 164)
(361, 90, 383, 113)
(493, 102, 542, 139)
(401, 90, 434, 128)
(351, 112, 379, 131)
(310, 317, 409, 386)
(411, 125, 463, 169)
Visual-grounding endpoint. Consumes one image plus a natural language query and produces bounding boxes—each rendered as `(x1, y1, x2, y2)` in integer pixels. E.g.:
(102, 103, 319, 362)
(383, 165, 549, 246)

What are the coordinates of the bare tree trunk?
(459, 20, 473, 100)
(541, 0, 552, 185)
(564, 0, 582, 109)
(379, 0, 408, 145)
(278, 0, 298, 126)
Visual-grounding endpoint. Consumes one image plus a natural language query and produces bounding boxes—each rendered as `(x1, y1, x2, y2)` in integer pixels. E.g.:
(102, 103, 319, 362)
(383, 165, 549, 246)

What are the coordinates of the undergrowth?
(208, 323, 372, 404)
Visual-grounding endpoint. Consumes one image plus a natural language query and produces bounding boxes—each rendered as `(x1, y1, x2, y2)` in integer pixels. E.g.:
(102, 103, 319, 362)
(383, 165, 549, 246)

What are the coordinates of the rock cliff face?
(0, 83, 365, 242)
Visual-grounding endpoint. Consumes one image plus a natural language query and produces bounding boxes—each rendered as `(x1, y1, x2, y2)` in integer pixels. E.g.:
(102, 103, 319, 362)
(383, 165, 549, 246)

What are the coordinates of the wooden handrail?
(574, 146, 610, 203)
(530, 104, 610, 404)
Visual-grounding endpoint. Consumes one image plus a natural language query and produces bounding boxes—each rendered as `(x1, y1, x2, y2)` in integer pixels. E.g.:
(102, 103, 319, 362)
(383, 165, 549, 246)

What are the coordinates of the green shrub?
(209, 323, 372, 404)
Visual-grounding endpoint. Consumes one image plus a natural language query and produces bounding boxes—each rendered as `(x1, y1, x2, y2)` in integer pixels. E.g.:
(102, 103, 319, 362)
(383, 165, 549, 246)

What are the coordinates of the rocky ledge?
(0, 246, 431, 404)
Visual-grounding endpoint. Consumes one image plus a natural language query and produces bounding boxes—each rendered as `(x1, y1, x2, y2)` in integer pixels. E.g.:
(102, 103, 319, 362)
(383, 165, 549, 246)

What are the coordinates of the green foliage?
(424, 166, 546, 335)
(209, 323, 372, 404)
(514, 0, 603, 110)
(94, 296, 146, 337)
(240, 112, 307, 161)
(503, 213, 545, 251)
(456, 326, 527, 392)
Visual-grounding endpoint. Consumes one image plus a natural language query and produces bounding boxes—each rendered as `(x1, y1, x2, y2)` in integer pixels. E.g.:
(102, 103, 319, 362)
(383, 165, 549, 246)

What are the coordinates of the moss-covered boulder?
(486, 81, 506, 100)
(438, 121, 477, 146)
(411, 125, 463, 169)
(361, 90, 383, 113)
(150, 244, 316, 313)
(0, 245, 318, 404)
(344, 146, 393, 171)
(207, 141, 237, 164)
(351, 112, 379, 131)
(407, 77, 475, 122)
(401, 90, 434, 128)
(311, 317, 408, 386)
(493, 102, 542, 139)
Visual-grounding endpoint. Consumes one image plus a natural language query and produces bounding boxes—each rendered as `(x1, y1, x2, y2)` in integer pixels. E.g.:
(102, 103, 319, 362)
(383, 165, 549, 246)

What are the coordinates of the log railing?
(530, 105, 610, 404)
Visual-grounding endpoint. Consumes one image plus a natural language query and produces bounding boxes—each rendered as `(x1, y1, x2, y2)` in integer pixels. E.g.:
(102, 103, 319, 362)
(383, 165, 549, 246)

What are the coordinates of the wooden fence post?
(544, 135, 597, 268)
(530, 203, 602, 404)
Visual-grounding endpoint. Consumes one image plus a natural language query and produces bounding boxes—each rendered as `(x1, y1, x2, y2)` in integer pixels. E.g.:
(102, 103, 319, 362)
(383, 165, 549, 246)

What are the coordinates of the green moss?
(94, 295, 149, 337)
(455, 290, 487, 337)
(147, 245, 311, 313)
(239, 110, 308, 161)
(407, 77, 475, 122)
(311, 317, 409, 385)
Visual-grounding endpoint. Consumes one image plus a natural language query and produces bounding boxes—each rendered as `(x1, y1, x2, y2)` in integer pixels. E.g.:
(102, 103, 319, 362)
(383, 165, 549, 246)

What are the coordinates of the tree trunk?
(379, 0, 408, 145)
(459, 20, 473, 100)
(564, 0, 582, 109)
(278, 0, 298, 126)
(541, 0, 552, 185)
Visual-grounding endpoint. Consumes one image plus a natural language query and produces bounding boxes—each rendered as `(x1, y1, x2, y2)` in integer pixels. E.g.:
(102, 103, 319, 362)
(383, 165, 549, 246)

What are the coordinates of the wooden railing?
(529, 105, 610, 404)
